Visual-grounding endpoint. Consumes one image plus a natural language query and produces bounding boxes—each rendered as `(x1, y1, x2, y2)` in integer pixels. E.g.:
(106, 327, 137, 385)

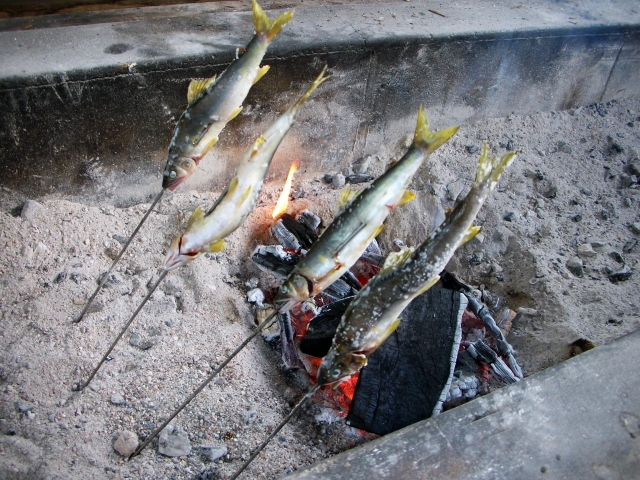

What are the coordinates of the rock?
(630, 222, 640, 235)
(609, 267, 633, 283)
(245, 277, 259, 289)
(557, 141, 572, 154)
(446, 179, 466, 201)
(87, 302, 104, 313)
(34, 242, 47, 255)
(352, 155, 373, 174)
(110, 394, 125, 405)
(26, 411, 36, 420)
(158, 425, 192, 457)
(21, 245, 34, 262)
(628, 158, 640, 176)
(345, 173, 373, 184)
(566, 257, 584, 277)
(20, 200, 43, 221)
(200, 444, 227, 463)
(113, 430, 139, 457)
(517, 308, 539, 316)
(624, 197, 633, 208)
(89, 382, 102, 392)
(113, 234, 129, 245)
(16, 401, 34, 413)
(572, 213, 582, 222)
(323, 173, 333, 184)
(586, 238, 606, 248)
(55, 272, 67, 284)
(244, 411, 257, 424)
(623, 239, 637, 253)
(503, 211, 516, 222)
(543, 185, 558, 199)
(609, 251, 624, 264)
(580, 187, 593, 196)
(129, 333, 141, 347)
(246, 288, 264, 307)
(619, 174, 637, 188)
(466, 144, 480, 154)
(577, 243, 597, 258)
(331, 173, 345, 189)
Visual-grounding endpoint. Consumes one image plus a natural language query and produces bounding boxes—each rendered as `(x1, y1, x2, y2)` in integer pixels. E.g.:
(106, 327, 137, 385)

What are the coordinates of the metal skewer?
(230, 385, 320, 480)
(74, 270, 169, 391)
(74, 189, 165, 323)
(129, 308, 280, 458)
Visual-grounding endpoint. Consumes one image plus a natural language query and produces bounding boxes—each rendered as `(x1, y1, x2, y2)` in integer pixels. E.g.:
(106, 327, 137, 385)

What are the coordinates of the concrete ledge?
(1, 0, 639, 201)
(285, 329, 640, 479)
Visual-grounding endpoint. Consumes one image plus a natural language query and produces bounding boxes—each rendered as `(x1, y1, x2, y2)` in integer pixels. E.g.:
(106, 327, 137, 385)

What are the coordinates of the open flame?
(272, 159, 299, 219)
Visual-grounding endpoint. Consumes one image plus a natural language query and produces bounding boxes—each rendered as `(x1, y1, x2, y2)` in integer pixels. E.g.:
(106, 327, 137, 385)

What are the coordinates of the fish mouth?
(162, 172, 187, 191)
(163, 235, 199, 270)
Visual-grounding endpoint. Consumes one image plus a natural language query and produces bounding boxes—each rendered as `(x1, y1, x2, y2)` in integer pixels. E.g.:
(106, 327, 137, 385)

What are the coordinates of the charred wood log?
(467, 340, 518, 384)
(278, 213, 317, 249)
(251, 245, 299, 279)
(296, 210, 321, 233)
(299, 297, 353, 358)
(278, 311, 306, 370)
(345, 287, 466, 435)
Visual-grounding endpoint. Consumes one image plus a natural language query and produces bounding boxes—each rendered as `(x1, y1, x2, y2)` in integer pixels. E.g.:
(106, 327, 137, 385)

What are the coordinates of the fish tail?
(474, 144, 517, 190)
(253, 0, 294, 41)
(289, 66, 330, 115)
(413, 106, 459, 153)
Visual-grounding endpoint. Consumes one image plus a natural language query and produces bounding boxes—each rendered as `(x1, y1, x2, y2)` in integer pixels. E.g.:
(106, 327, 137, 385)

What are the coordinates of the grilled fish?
(274, 107, 458, 311)
(163, 0, 294, 191)
(316, 145, 516, 386)
(164, 68, 329, 270)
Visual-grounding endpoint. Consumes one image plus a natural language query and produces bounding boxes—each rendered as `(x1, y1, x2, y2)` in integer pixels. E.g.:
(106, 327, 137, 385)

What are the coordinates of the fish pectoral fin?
(205, 239, 226, 253)
(187, 76, 217, 105)
(395, 190, 416, 207)
(461, 225, 482, 246)
(335, 187, 363, 216)
(371, 318, 401, 350)
(228, 106, 243, 122)
(253, 65, 270, 85)
(227, 177, 239, 196)
(187, 207, 205, 228)
(416, 274, 440, 296)
(379, 245, 414, 276)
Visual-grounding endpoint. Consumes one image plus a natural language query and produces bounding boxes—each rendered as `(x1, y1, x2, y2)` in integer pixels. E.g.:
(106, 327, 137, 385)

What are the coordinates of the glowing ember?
(272, 159, 299, 219)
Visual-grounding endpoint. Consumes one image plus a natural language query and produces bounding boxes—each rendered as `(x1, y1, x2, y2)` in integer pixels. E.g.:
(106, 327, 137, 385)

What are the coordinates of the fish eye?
(331, 368, 341, 378)
(169, 171, 177, 179)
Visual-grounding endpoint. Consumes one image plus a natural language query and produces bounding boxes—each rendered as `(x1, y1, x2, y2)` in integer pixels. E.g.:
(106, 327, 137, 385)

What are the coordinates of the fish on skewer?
(76, 68, 328, 391)
(316, 145, 517, 386)
(274, 107, 459, 312)
(76, 0, 294, 322)
(127, 108, 458, 458)
(231, 145, 516, 479)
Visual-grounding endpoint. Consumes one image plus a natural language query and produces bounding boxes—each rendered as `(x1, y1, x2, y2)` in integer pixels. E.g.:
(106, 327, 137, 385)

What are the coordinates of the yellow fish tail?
(413, 105, 459, 154)
(474, 144, 517, 191)
(252, 0, 294, 42)
(290, 65, 331, 115)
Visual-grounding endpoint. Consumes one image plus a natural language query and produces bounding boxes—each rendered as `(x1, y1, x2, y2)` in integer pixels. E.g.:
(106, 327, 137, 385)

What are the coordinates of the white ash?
(246, 287, 265, 306)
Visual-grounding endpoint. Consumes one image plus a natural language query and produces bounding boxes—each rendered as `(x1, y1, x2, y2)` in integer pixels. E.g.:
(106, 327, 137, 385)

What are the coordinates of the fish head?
(274, 273, 311, 311)
(316, 351, 367, 386)
(163, 234, 200, 271)
(163, 156, 197, 191)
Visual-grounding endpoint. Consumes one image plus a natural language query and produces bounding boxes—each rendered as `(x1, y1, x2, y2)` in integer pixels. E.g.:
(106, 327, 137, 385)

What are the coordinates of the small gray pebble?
(129, 333, 141, 347)
(244, 411, 258, 424)
(16, 401, 33, 413)
(20, 200, 43, 221)
(566, 257, 584, 277)
(48, 413, 56, 422)
(466, 144, 480, 154)
(331, 173, 345, 189)
(200, 445, 228, 463)
(503, 211, 516, 222)
(113, 430, 139, 457)
(158, 425, 192, 457)
(110, 393, 125, 405)
(323, 173, 333, 184)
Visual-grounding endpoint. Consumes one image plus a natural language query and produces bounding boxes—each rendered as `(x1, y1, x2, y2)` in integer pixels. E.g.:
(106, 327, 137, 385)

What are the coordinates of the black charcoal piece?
(270, 220, 302, 252)
(278, 213, 317, 249)
(324, 278, 357, 300)
(278, 311, 305, 370)
(346, 173, 373, 184)
(300, 297, 353, 357)
(296, 210, 321, 233)
(251, 245, 300, 279)
(346, 287, 465, 436)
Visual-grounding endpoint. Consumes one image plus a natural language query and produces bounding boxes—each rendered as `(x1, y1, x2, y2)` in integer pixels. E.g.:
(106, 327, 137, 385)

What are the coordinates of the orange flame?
(272, 159, 299, 219)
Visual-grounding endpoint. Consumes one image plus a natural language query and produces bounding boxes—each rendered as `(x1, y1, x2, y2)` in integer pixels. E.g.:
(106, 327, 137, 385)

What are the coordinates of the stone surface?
(158, 425, 192, 457)
(577, 243, 597, 257)
(20, 200, 42, 221)
(200, 444, 227, 463)
(286, 330, 640, 480)
(113, 431, 138, 457)
(566, 256, 584, 277)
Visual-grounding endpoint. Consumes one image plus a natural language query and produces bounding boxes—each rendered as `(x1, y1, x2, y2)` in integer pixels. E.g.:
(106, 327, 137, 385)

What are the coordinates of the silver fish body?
(162, 0, 294, 191)
(317, 145, 517, 386)
(164, 68, 329, 271)
(273, 108, 458, 312)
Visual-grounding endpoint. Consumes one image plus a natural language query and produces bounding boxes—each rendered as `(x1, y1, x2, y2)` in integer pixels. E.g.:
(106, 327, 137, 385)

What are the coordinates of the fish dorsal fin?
(228, 106, 243, 122)
(205, 239, 226, 253)
(187, 76, 217, 105)
(187, 207, 204, 228)
(396, 190, 416, 207)
(253, 65, 270, 85)
(335, 188, 362, 216)
(460, 225, 481, 246)
(379, 246, 414, 276)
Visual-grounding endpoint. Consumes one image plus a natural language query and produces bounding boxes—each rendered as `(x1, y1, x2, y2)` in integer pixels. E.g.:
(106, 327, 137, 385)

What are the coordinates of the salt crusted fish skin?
(273, 107, 459, 312)
(164, 68, 329, 270)
(162, 0, 294, 191)
(316, 145, 517, 386)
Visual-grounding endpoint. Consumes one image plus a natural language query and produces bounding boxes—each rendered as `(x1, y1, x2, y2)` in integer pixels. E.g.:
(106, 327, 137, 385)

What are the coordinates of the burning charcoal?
(360, 251, 385, 267)
(300, 298, 353, 358)
(346, 287, 466, 435)
(296, 210, 321, 233)
(278, 311, 305, 370)
(251, 245, 299, 279)
(466, 341, 518, 384)
(277, 213, 317, 249)
(345, 173, 373, 184)
(270, 220, 302, 252)
(324, 278, 358, 300)
(365, 238, 382, 255)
